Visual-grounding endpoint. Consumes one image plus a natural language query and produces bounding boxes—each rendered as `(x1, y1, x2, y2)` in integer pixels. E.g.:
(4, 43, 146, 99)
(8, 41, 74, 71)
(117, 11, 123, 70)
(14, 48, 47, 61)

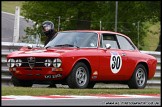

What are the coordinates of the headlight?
(7, 59, 15, 67)
(53, 58, 62, 68)
(44, 59, 52, 67)
(15, 59, 22, 67)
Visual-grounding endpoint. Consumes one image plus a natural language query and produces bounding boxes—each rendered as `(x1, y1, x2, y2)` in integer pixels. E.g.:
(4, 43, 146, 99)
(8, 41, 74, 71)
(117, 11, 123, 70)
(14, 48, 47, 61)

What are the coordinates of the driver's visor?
(42, 25, 51, 32)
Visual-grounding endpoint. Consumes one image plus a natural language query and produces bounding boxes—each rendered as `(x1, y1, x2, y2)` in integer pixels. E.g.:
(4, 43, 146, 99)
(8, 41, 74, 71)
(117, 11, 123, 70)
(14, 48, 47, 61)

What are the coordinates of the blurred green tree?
(21, 1, 160, 49)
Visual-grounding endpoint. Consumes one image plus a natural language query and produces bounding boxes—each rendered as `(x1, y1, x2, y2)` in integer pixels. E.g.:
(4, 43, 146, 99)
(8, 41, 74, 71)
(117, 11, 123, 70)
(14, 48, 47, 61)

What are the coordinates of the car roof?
(60, 30, 129, 39)
(57, 30, 137, 50)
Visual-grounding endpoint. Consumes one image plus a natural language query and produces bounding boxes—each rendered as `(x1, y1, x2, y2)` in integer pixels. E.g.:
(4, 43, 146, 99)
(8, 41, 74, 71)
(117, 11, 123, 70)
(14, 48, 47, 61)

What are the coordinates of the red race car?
(7, 30, 157, 89)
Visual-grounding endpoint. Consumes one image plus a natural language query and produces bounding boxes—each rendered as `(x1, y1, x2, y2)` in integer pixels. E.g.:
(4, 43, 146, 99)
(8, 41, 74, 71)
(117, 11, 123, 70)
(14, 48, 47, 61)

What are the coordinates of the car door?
(98, 33, 128, 81)
(116, 34, 138, 79)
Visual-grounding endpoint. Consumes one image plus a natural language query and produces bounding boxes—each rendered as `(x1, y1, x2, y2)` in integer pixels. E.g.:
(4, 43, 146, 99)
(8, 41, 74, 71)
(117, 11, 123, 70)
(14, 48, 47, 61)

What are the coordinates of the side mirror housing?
(105, 44, 111, 49)
(27, 44, 33, 49)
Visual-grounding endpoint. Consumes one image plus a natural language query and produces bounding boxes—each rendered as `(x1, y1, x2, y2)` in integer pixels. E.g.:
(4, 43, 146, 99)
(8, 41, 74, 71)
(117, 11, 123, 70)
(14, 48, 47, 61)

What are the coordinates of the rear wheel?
(128, 64, 147, 89)
(67, 62, 90, 89)
(11, 76, 33, 87)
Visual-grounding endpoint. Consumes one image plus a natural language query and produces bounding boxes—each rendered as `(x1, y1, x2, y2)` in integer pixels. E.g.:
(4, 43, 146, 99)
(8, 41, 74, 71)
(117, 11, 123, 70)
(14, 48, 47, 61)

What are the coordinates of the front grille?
(13, 57, 54, 67)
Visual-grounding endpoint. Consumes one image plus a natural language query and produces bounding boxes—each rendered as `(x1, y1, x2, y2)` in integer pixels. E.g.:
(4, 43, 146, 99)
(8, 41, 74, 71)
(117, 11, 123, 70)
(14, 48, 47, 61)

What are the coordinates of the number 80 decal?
(110, 52, 122, 74)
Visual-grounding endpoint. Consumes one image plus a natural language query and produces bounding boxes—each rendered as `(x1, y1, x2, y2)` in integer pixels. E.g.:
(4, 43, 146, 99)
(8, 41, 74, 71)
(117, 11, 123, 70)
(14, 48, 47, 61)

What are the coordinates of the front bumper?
(9, 67, 64, 80)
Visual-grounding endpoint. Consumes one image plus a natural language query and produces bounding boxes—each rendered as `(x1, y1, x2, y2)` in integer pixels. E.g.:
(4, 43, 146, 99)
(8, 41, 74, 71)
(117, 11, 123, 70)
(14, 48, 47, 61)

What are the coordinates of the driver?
(42, 21, 57, 46)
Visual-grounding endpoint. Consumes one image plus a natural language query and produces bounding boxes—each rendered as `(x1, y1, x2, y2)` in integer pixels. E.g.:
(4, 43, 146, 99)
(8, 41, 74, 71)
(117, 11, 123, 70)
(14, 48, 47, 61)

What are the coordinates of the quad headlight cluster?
(7, 59, 22, 68)
(44, 58, 62, 68)
(7, 58, 62, 68)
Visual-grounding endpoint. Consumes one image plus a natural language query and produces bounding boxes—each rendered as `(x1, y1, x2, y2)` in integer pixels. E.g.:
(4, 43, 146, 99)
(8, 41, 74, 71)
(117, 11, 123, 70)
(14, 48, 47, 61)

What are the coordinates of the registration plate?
(44, 74, 62, 79)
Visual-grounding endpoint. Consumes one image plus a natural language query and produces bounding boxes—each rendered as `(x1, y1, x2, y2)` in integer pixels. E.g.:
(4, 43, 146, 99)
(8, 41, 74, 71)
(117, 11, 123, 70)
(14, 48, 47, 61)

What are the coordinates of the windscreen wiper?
(54, 44, 79, 48)
(45, 46, 54, 49)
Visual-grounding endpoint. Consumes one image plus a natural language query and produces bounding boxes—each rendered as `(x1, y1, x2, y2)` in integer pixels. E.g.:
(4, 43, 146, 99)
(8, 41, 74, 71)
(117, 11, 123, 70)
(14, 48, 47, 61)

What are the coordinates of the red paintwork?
(7, 30, 157, 82)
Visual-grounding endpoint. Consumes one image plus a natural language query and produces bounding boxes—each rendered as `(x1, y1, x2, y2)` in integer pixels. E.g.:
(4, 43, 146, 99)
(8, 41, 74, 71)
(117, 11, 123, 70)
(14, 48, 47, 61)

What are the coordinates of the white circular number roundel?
(110, 52, 122, 74)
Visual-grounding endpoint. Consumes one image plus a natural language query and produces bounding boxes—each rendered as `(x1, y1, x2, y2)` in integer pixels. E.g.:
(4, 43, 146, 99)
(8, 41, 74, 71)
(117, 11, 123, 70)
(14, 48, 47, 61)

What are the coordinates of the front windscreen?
(45, 32, 98, 48)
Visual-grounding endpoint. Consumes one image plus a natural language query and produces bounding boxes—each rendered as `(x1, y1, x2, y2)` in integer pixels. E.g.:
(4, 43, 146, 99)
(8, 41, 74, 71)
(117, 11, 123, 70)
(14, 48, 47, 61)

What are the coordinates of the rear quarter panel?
(128, 52, 157, 80)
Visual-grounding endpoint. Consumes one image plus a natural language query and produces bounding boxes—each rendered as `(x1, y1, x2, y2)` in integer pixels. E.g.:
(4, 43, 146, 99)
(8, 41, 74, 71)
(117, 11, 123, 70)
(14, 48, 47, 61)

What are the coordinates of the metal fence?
(1, 42, 161, 88)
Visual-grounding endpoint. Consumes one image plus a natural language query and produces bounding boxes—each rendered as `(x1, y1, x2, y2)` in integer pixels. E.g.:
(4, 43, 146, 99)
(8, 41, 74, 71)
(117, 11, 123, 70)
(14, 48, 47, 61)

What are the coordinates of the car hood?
(7, 48, 77, 58)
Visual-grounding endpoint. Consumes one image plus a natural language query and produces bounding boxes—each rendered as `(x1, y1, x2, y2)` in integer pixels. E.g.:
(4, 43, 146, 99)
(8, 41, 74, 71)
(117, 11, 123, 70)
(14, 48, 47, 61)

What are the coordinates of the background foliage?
(21, 1, 160, 50)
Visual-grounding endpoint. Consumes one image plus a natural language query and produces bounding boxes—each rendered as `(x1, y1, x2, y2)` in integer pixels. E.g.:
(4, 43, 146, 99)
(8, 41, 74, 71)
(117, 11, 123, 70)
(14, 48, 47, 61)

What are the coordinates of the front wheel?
(67, 62, 90, 89)
(128, 64, 147, 89)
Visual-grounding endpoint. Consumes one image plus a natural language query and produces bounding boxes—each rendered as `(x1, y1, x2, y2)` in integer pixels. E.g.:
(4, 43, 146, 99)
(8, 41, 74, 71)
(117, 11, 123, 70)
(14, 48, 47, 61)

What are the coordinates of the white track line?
(2, 94, 160, 100)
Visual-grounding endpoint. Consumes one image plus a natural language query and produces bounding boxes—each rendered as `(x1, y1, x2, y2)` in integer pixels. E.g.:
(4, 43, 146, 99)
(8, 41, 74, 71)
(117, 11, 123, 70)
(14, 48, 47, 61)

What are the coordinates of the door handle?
(122, 53, 126, 56)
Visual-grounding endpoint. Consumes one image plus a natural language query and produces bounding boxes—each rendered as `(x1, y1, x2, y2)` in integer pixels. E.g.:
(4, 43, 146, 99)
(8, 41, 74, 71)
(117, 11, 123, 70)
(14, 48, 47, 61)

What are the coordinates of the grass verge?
(2, 86, 160, 96)
(142, 22, 160, 51)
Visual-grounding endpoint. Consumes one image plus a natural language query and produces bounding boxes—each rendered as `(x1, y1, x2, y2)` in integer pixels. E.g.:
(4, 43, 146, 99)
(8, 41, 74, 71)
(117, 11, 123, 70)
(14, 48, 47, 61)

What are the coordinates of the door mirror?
(27, 44, 33, 49)
(105, 44, 111, 49)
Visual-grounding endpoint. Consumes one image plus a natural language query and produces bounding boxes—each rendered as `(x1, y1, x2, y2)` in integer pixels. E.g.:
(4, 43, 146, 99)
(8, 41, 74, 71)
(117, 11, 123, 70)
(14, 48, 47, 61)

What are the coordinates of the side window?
(100, 33, 119, 49)
(100, 34, 119, 49)
(117, 35, 135, 50)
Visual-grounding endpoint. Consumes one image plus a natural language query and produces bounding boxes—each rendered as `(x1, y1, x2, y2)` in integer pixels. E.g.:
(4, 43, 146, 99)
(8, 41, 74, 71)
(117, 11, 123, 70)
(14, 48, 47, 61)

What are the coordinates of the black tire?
(67, 62, 90, 89)
(128, 64, 147, 89)
(87, 82, 96, 89)
(11, 76, 33, 87)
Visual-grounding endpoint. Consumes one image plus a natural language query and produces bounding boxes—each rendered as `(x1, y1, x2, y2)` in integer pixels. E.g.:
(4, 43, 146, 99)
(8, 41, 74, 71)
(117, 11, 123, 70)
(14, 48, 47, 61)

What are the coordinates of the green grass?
(2, 86, 160, 96)
(2, 1, 24, 14)
(142, 22, 160, 51)
(150, 78, 161, 80)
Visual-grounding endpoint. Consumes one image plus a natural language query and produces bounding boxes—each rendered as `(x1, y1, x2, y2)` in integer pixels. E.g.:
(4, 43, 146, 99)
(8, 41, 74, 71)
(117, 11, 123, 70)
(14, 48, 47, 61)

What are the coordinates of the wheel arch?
(128, 62, 149, 89)
(136, 62, 149, 79)
(66, 59, 92, 88)
(75, 59, 92, 76)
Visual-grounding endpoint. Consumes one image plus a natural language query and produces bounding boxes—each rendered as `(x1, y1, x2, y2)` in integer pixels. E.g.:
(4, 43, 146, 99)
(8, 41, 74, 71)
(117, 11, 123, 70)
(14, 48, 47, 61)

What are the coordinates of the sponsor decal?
(92, 71, 98, 79)
(110, 51, 122, 74)
(93, 71, 98, 75)
(92, 76, 97, 79)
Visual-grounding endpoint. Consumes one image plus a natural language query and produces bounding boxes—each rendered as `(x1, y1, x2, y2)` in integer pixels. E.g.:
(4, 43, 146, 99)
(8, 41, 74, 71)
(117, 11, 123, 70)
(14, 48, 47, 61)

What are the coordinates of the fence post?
(115, 1, 118, 32)
(13, 6, 20, 43)
(100, 21, 102, 31)
(58, 16, 60, 31)
(137, 21, 140, 48)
